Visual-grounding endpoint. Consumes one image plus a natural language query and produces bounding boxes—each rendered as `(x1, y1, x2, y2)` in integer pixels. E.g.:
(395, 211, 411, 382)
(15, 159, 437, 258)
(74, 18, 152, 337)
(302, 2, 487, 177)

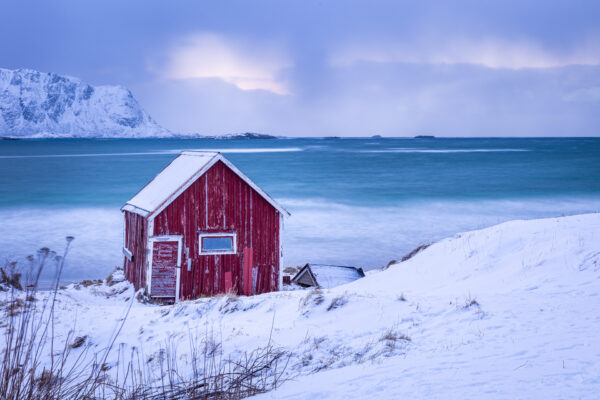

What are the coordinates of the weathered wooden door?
(150, 239, 181, 300)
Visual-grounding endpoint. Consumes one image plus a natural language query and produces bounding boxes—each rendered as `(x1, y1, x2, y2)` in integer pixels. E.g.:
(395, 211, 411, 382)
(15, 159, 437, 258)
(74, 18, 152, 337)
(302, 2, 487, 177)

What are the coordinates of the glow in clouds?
(165, 33, 292, 95)
(331, 38, 600, 69)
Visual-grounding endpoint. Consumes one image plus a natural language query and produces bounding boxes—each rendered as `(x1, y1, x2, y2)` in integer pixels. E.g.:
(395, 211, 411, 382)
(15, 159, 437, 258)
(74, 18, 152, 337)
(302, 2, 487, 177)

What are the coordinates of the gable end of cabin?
(122, 153, 287, 301)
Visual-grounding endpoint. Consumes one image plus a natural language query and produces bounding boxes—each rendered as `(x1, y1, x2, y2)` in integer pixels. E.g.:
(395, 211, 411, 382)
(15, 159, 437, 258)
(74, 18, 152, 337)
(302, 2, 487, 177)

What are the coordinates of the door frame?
(147, 235, 183, 302)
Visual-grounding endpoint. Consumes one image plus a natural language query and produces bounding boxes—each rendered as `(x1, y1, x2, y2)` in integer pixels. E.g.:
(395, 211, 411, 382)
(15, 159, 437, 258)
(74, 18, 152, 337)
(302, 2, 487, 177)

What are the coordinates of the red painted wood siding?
(123, 210, 147, 290)
(151, 160, 280, 298)
(243, 247, 253, 296)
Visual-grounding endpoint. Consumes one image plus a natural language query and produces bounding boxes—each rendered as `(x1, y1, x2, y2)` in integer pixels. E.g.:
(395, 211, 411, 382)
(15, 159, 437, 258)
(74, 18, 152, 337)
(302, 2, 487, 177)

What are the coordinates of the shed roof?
(292, 264, 365, 289)
(121, 151, 290, 218)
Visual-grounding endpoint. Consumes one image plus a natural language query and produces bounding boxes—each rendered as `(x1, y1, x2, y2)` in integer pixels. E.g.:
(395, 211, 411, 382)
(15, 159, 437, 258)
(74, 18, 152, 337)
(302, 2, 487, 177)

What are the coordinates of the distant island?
(414, 135, 435, 138)
(201, 132, 278, 140)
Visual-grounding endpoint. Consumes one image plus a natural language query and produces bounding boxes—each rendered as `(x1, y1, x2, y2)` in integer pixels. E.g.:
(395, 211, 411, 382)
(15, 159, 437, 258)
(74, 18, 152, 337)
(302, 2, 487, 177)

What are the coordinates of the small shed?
(291, 264, 365, 289)
(121, 151, 289, 301)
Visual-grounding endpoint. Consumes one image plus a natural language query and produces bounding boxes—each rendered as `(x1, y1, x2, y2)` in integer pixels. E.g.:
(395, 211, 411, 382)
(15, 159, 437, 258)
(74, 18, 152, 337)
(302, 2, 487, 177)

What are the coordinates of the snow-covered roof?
(122, 151, 289, 218)
(293, 264, 365, 289)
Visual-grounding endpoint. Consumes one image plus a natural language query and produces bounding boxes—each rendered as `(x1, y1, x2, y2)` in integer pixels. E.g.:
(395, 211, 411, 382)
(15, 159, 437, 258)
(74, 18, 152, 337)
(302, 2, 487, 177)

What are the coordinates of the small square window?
(203, 237, 233, 251)
(199, 233, 236, 255)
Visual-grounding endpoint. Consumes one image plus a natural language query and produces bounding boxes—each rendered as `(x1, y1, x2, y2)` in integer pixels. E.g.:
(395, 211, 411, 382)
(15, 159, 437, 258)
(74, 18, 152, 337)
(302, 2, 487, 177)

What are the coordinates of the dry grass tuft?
(69, 335, 87, 349)
(300, 289, 325, 311)
(401, 243, 431, 262)
(383, 259, 398, 270)
(219, 293, 241, 314)
(0, 266, 23, 291)
(462, 294, 480, 309)
(380, 328, 411, 343)
(0, 239, 290, 400)
(4, 298, 25, 316)
(326, 294, 348, 311)
(379, 326, 411, 354)
(283, 266, 299, 275)
(78, 279, 102, 288)
(105, 267, 125, 287)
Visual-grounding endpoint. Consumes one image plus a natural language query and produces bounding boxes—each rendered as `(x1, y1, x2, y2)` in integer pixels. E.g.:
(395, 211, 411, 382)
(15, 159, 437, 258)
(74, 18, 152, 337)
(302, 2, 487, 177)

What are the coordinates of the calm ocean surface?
(1, 137, 599, 285)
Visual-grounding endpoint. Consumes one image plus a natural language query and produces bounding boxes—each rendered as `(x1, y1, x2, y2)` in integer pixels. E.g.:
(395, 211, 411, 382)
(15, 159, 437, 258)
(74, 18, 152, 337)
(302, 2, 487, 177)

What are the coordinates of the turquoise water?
(1, 138, 599, 284)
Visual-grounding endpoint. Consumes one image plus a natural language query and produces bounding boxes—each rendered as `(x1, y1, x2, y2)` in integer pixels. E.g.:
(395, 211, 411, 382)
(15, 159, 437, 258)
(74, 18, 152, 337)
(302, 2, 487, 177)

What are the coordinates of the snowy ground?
(2, 213, 599, 399)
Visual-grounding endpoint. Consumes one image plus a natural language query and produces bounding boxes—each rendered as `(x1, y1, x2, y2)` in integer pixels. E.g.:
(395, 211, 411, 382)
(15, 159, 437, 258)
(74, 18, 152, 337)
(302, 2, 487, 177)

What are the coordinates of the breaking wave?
(0, 148, 303, 159)
(1, 196, 598, 287)
(362, 148, 529, 153)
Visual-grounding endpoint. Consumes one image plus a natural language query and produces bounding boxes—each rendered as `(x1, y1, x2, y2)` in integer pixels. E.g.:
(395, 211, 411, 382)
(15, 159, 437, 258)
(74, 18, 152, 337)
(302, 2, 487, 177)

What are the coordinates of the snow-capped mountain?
(0, 68, 172, 138)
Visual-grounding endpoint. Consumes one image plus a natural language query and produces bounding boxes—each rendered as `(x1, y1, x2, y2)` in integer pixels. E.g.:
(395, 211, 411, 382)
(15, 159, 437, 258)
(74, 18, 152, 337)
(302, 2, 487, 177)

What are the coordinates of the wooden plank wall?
(151, 160, 280, 298)
(123, 210, 147, 290)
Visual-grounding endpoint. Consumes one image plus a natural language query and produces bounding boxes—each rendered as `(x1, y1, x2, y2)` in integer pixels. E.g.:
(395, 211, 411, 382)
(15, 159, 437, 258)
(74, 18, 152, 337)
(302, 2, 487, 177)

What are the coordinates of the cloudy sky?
(2, 0, 599, 136)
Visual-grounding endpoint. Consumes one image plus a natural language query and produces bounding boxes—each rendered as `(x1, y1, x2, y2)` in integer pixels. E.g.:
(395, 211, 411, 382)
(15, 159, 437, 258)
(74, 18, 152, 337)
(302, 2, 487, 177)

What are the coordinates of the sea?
(1, 137, 599, 286)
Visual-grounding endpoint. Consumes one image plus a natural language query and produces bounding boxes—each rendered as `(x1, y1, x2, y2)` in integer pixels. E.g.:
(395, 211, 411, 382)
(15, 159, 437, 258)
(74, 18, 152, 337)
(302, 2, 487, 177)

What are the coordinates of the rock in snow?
(0, 67, 171, 138)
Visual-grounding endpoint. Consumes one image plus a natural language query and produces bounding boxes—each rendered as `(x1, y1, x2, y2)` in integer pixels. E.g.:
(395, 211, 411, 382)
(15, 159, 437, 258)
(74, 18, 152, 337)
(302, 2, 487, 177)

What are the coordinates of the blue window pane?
(202, 236, 233, 252)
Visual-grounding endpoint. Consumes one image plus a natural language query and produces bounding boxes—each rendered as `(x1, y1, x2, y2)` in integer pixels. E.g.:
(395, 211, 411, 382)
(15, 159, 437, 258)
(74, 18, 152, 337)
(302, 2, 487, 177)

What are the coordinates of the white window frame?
(199, 232, 237, 255)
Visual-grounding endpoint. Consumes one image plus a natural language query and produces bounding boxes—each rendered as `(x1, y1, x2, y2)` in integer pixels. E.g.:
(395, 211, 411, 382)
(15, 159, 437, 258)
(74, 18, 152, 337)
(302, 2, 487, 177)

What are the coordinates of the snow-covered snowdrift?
(2, 213, 599, 399)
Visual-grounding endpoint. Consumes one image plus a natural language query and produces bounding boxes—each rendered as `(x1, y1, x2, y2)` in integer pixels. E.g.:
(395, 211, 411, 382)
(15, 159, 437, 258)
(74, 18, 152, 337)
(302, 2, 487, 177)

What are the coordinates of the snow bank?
(1, 213, 599, 399)
(252, 213, 600, 399)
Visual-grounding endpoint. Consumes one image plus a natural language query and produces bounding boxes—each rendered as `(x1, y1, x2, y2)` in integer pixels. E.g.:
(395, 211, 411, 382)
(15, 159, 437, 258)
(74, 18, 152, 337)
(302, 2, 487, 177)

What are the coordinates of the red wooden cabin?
(121, 151, 289, 301)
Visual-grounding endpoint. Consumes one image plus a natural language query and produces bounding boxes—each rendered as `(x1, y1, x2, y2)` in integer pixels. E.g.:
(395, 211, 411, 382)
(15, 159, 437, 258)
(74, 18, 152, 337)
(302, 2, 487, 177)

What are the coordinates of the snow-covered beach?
(3, 213, 598, 399)
(3, 2, 600, 398)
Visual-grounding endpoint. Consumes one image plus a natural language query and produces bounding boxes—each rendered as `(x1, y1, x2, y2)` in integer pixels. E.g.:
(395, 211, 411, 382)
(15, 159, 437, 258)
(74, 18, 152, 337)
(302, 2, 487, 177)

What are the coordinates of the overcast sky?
(2, 0, 599, 136)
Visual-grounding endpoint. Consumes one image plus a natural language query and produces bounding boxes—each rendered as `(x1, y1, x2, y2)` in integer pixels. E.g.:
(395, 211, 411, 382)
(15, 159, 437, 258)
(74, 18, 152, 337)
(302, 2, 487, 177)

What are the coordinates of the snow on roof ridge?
(122, 151, 290, 218)
(310, 263, 362, 269)
(122, 152, 218, 217)
(180, 150, 221, 156)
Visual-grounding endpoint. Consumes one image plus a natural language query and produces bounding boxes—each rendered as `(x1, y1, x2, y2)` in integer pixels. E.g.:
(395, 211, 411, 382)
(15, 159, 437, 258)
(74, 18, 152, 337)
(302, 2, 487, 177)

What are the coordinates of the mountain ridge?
(0, 67, 172, 138)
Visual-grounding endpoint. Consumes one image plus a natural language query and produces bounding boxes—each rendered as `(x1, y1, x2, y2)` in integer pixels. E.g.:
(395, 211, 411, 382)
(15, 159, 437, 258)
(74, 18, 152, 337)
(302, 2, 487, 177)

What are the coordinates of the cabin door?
(149, 236, 182, 301)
